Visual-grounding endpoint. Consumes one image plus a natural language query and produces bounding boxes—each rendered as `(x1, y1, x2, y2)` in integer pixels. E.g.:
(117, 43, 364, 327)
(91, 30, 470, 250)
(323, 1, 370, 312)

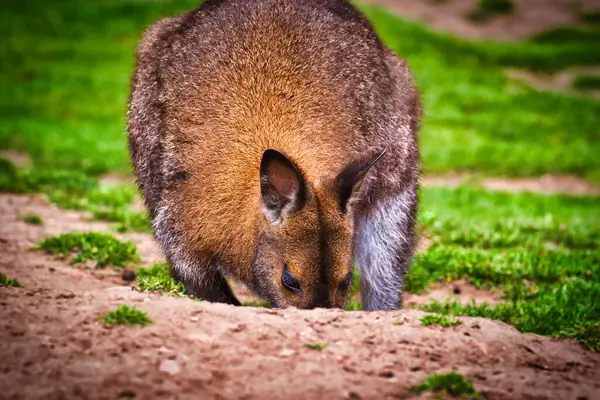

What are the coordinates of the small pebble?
(122, 269, 136, 282)
(159, 360, 180, 376)
(56, 292, 76, 299)
(279, 348, 294, 356)
(453, 284, 461, 295)
(378, 370, 394, 378)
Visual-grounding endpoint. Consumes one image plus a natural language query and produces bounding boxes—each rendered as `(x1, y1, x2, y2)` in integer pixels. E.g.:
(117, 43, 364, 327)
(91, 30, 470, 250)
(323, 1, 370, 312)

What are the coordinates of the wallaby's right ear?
(260, 149, 306, 225)
(336, 148, 386, 213)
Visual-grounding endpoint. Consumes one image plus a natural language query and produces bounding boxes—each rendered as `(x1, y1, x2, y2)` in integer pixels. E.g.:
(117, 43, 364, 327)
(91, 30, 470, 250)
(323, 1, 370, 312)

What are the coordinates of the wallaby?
(127, 0, 420, 310)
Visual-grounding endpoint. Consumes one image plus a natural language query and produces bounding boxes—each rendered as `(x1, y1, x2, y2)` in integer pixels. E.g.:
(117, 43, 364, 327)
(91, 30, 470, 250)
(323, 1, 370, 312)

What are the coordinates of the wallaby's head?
(252, 148, 385, 309)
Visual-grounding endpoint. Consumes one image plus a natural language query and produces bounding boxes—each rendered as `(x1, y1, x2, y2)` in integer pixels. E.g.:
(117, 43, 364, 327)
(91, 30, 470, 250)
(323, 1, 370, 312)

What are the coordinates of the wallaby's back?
(128, 0, 420, 310)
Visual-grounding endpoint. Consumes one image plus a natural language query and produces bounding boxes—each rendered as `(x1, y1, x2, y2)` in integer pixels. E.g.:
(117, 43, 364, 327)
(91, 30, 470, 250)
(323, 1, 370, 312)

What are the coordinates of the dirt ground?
(422, 174, 600, 196)
(361, 0, 600, 41)
(2, 193, 600, 400)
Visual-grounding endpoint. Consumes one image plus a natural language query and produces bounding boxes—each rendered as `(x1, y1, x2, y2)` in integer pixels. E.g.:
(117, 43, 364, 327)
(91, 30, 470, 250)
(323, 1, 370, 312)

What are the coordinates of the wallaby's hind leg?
(354, 189, 417, 311)
(170, 258, 241, 306)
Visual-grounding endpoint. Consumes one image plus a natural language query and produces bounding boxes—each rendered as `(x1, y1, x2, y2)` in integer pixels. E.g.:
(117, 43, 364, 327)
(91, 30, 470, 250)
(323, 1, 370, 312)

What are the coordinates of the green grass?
(35, 232, 139, 268)
(362, 6, 600, 181)
(345, 298, 362, 311)
(344, 268, 362, 310)
(581, 10, 600, 25)
(0, 0, 200, 176)
(242, 300, 271, 308)
(573, 75, 600, 90)
(19, 214, 43, 225)
(1, 1, 599, 181)
(135, 263, 186, 296)
(103, 304, 152, 326)
(0, 161, 97, 198)
(304, 343, 328, 351)
(0, 273, 23, 288)
(416, 187, 600, 255)
(92, 205, 151, 234)
(531, 26, 600, 44)
(420, 313, 462, 327)
(0, 161, 151, 232)
(408, 372, 480, 398)
(468, 0, 514, 22)
(404, 187, 600, 350)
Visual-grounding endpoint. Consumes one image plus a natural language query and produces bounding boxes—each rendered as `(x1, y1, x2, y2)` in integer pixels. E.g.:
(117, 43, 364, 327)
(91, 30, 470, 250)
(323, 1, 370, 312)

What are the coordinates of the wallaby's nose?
(308, 298, 333, 309)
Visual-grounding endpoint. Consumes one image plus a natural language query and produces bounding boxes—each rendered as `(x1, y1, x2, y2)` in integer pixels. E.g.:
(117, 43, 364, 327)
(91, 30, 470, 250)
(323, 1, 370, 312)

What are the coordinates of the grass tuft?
(242, 300, 271, 308)
(0, 168, 96, 198)
(572, 75, 600, 90)
(344, 268, 363, 310)
(0, 159, 18, 187)
(531, 26, 600, 44)
(304, 343, 328, 351)
(0, 167, 151, 233)
(136, 263, 186, 296)
(0, 273, 23, 288)
(35, 232, 139, 268)
(420, 313, 462, 327)
(581, 10, 600, 25)
(468, 0, 514, 22)
(408, 372, 480, 398)
(103, 305, 152, 326)
(560, 323, 600, 352)
(345, 298, 362, 311)
(19, 214, 43, 225)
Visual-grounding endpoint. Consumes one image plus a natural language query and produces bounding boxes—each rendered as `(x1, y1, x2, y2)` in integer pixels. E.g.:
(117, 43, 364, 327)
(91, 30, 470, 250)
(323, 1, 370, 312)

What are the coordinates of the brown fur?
(127, 0, 421, 310)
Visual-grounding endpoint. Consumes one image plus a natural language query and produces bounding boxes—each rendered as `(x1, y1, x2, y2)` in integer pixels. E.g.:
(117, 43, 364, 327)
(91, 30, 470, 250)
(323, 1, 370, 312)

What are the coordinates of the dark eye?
(338, 271, 353, 292)
(281, 265, 301, 293)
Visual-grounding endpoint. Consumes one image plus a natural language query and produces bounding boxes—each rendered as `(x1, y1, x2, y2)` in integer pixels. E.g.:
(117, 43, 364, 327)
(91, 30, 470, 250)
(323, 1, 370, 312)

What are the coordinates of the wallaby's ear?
(260, 149, 306, 225)
(336, 149, 386, 213)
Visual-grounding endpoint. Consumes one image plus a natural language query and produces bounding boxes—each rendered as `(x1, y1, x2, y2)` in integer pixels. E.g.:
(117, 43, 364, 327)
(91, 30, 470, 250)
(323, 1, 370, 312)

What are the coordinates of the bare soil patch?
(405, 280, 503, 308)
(507, 66, 600, 100)
(0, 151, 31, 168)
(359, 0, 600, 41)
(2, 194, 600, 399)
(3, 285, 600, 400)
(422, 174, 600, 195)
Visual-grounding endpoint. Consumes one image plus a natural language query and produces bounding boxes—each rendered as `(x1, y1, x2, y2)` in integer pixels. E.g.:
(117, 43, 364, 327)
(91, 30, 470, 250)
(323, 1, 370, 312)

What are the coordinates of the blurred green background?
(1, 0, 600, 179)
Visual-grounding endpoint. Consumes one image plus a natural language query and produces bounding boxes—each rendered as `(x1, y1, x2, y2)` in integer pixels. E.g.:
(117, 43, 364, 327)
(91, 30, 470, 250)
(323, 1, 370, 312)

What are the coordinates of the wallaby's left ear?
(336, 149, 386, 213)
(260, 149, 306, 225)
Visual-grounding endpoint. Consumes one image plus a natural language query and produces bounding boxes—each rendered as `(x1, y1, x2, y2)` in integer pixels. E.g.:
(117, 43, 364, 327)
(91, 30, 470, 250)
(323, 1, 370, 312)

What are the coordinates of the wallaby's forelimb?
(354, 188, 417, 311)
